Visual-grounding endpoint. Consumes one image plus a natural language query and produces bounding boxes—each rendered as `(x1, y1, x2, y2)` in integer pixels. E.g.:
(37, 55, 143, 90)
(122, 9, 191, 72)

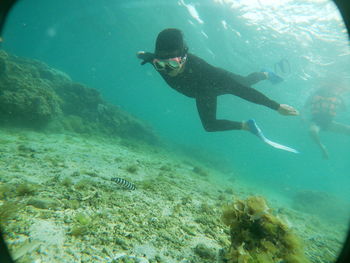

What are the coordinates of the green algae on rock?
(0, 50, 160, 145)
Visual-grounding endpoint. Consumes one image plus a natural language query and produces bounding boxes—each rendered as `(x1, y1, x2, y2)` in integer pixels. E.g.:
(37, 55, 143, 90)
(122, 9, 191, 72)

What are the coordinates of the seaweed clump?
(221, 196, 309, 263)
(70, 212, 93, 237)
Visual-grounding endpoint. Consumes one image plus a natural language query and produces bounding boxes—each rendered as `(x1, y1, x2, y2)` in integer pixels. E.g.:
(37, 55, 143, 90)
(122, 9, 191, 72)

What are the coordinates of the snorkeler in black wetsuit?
(137, 28, 298, 134)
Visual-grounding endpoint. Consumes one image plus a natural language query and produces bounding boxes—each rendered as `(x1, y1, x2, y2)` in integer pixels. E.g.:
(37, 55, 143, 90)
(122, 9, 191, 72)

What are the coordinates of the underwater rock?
(0, 50, 160, 145)
(11, 240, 41, 261)
(222, 196, 309, 263)
(0, 50, 63, 126)
(292, 190, 350, 222)
(193, 243, 217, 260)
(0, 201, 23, 223)
(27, 198, 59, 210)
(192, 166, 209, 177)
(54, 82, 103, 118)
(110, 253, 149, 263)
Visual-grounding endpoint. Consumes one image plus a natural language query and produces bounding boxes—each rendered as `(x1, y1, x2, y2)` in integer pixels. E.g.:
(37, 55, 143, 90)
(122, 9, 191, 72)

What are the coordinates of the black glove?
(137, 51, 155, 65)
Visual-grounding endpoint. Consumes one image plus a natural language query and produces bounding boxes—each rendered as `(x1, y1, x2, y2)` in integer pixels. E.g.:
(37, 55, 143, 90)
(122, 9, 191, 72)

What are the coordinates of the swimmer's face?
(153, 50, 187, 77)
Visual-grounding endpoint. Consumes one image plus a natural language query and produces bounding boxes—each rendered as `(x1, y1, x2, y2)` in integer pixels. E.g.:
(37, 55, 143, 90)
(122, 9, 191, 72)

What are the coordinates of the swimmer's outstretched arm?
(228, 81, 299, 116)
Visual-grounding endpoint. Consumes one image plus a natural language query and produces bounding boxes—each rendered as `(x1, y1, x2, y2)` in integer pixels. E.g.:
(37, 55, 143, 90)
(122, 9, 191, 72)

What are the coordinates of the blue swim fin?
(247, 119, 299, 154)
(247, 119, 264, 139)
(261, 68, 284, 84)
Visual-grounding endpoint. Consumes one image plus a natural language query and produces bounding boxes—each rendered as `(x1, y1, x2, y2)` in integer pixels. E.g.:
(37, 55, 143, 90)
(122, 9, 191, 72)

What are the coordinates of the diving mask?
(152, 54, 187, 71)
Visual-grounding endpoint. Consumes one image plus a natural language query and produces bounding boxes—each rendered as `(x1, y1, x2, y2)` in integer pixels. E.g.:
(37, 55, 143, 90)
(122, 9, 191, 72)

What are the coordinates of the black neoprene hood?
(155, 28, 187, 58)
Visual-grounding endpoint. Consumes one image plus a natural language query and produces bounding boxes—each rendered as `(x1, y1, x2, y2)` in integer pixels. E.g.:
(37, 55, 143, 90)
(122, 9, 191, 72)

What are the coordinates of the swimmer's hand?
(278, 104, 299, 116)
(137, 51, 155, 65)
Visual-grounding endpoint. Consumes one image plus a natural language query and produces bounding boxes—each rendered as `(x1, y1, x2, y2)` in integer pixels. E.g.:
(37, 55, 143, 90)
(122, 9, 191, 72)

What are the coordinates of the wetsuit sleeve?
(221, 71, 280, 110)
(234, 84, 280, 110)
(137, 51, 155, 65)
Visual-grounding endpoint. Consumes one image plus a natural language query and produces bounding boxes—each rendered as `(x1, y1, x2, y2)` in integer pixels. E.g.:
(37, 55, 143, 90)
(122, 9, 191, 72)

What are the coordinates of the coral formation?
(222, 196, 309, 263)
(0, 50, 62, 126)
(0, 50, 160, 145)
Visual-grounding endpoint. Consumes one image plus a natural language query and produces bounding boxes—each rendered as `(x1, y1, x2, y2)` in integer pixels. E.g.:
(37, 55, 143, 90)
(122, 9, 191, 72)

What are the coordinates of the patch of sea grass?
(16, 183, 38, 196)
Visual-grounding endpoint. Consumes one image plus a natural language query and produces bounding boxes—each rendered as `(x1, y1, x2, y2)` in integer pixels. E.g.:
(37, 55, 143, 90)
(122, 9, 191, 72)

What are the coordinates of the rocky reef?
(222, 196, 309, 263)
(0, 50, 159, 144)
(292, 190, 350, 223)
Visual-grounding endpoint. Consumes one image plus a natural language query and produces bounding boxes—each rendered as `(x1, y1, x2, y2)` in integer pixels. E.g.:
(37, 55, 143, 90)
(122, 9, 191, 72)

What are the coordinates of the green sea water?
(1, 0, 350, 262)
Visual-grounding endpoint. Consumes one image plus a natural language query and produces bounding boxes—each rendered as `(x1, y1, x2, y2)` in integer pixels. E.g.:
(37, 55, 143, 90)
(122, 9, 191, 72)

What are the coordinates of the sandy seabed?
(0, 128, 346, 263)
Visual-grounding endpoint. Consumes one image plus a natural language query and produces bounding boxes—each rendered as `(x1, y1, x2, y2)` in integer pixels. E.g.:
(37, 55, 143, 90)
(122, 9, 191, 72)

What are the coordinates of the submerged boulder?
(0, 50, 62, 125)
(292, 190, 350, 223)
(0, 50, 159, 144)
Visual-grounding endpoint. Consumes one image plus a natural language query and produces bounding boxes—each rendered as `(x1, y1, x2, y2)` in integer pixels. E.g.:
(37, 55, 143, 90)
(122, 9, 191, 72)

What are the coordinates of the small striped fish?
(111, 177, 136, 190)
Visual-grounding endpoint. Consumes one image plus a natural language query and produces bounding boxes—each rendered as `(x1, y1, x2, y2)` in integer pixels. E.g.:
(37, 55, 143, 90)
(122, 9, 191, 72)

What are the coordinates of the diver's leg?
(328, 121, 350, 135)
(196, 95, 243, 132)
(244, 72, 268, 86)
(309, 123, 329, 159)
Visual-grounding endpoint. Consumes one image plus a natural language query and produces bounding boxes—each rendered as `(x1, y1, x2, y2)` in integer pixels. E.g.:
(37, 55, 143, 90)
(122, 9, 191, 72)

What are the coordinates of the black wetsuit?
(154, 53, 280, 131)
